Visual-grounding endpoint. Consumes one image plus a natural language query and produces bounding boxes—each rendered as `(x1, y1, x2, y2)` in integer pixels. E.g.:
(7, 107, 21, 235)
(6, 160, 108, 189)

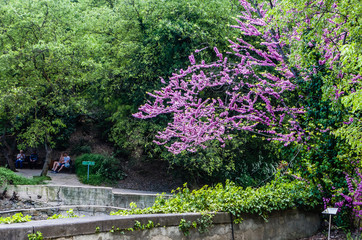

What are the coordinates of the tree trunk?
(40, 142, 52, 176)
(4, 150, 16, 171)
(1, 132, 16, 171)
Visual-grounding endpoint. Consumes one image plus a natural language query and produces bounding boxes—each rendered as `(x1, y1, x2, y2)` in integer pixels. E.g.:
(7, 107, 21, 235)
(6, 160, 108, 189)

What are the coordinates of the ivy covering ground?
(111, 174, 320, 221)
(0, 170, 319, 225)
(0, 213, 31, 224)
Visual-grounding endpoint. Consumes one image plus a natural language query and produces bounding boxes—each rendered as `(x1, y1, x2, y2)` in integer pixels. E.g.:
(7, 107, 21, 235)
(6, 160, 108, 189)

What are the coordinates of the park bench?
(21, 156, 44, 169)
(49, 159, 75, 174)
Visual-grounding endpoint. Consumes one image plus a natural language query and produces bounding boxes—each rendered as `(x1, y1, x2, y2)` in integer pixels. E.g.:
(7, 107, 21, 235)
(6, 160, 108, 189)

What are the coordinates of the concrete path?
(15, 169, 165, 195)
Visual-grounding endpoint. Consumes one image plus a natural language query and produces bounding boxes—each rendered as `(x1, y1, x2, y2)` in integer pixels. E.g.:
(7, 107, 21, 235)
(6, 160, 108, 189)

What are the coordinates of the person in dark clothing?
(29, 151, 38, 169)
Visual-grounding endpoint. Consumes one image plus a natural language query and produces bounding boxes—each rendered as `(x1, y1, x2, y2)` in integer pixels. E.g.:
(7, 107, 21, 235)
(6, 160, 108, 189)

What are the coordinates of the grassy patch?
(0, 167, 47, 186)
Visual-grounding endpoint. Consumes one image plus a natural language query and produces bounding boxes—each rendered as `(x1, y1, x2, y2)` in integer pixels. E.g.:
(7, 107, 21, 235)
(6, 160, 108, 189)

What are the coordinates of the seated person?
(57, 153, 71, 172)
(51, 153, 64, 173)
(15, 150, 25, 169)
(29, 151, 38, 169)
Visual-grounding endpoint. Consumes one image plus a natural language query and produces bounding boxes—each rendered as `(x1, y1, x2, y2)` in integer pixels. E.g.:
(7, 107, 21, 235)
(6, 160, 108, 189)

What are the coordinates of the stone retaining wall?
(0, 210, 320, 240)
(1, 185, 160, 209)
(0, 205, 126, 220)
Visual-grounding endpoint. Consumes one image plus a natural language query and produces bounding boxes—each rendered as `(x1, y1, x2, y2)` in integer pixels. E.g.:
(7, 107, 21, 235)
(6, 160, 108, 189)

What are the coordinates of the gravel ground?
(299, 231, 346, 239)
(299, 225, 361, 239)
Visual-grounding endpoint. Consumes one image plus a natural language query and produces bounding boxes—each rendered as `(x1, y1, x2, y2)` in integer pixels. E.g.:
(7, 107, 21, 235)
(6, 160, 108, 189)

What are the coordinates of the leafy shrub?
(28, 231, 43, 240)
(75, 154, 125, 185)
(47, 209, 81, 220)
(0, 167, 46, 186)
(0, 213, 31, 224)
(97, 155, 125, 181)
(111, 175, 319, 221)
(78, 174, 105, 186)
(178, 213, 213, 236)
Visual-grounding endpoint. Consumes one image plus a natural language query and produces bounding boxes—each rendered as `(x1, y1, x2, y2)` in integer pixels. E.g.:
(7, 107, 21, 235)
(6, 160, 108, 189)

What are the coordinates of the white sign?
(322, 208, 338, 215)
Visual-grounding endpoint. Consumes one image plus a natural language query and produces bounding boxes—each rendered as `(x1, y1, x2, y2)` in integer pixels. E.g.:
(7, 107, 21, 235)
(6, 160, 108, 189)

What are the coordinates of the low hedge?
(111, 175, 319, 221)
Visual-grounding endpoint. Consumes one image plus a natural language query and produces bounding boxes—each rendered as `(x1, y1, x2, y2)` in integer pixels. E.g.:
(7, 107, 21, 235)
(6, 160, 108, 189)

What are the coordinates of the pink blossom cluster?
(343, 117, 354, 125)
(133, 0, 305, 154)
(323, 197, 330, 210)
(335, 170, 362, 219)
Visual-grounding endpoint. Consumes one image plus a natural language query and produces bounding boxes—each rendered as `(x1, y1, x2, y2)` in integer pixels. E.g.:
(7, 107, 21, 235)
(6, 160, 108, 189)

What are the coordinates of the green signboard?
(82, 161, 95, 166)
(82, 161, 95, 182)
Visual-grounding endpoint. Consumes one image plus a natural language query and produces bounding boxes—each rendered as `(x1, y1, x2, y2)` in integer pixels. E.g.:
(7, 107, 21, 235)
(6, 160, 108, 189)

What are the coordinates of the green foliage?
(162, 134, 281, 187)
(109, 226, 124, 233)
(196, 213, 213, 234)
(145, 220, 156, 229)
(257, 11, 362, 227)
(111, 176, 319, 222)
(69, 139, 92, 156)
(268, 0, 362, 157)
(108, 220, 159, 235)
(104, 0, 243, 164)
(133, 220, 159, 230)
(0, 213, 31, 224)
(284, 40, 359, 221)
(0, 0, 259, 183)
(47, 209, 81, 220)
(294, 73, 351, 191)
(78, 174, 105, 186)
(178, 218, 196, 236)
(178, 214, 213, 236)
(27, 231, 43, 240)
(75, 154, 125, 185)
(335, 109, 362, 155)
(133, 220, 144, 231)
(0, 0, 91, 150)
(346, 231, 362, 240)
(0, 167, 46, 186)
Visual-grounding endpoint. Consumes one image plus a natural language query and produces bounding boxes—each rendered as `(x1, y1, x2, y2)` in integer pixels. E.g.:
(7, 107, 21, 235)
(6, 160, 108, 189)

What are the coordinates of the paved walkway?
(15, 169, 164, 195)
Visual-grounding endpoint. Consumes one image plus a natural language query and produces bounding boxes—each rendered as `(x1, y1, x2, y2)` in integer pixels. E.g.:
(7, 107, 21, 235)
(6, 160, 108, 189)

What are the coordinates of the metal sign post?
(82, 161, 95, 183)
(322, 208, 338, 240)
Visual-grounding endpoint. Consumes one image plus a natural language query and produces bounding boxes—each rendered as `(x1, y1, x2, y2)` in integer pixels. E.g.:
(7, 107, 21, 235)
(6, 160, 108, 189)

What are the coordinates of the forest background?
(0, 0, 275, 183)
(0, 0, 361, 224)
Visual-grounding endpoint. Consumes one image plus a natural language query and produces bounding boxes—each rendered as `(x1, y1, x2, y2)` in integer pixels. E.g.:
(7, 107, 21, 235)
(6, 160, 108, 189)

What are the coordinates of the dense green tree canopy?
(0, 0, 250, 178)
(0, 0, 96, 173)
(1, 0, 359, 199)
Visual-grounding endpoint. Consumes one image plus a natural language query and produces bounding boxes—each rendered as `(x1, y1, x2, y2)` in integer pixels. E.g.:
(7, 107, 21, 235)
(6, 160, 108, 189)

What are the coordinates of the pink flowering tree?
(133, 0, 305, 154)
(134, 0, 361, 156)
(133, 0, 362, 226)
